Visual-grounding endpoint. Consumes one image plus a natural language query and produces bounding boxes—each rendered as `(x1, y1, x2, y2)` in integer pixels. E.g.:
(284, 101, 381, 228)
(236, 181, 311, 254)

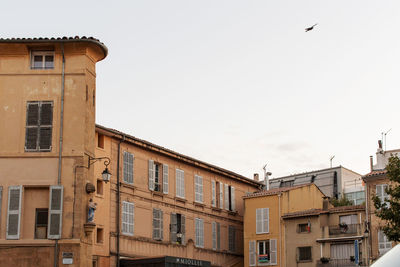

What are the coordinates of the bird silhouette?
(305, 23, 318, 32)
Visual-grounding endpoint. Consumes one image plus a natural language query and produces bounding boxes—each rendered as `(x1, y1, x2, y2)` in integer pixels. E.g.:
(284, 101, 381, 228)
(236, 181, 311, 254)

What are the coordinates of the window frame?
(122, 201, 134, 236)
(25, 101, 53, 152)
(378, 230, 392, 255)
(175, 169, 185, 198)
(31, 51, 55, 69)
(297, 246, 312, 262)
(195, 218, 204, 248)
(194, 175, 203, 203)
(34, 208, 49, 239)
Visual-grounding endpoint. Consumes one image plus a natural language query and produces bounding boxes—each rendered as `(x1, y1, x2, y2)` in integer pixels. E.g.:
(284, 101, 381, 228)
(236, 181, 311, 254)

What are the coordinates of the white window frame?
(31, 51, 55, 69)
(176, 169, 185, 198)
(123, 151, 134, 184)
(122, 201, 134, 236)
(257, 239, 277, 265)
(376, 184, 389, 207)
(194, 175, 203, 203)
(378, 230, 392, 255)
(195, 218, 204, 248)
(256, 208, 269, 234)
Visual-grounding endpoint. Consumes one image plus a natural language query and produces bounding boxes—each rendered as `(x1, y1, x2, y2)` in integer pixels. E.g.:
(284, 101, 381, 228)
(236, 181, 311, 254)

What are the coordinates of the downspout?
(365, 180, 370, 265)
(54, 42, 65, 267)
(278, 193, 282, 267)
(116, 135, 125, 267)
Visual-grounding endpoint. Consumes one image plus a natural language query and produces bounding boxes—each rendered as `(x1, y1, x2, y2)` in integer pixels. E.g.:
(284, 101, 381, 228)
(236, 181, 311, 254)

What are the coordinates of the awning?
(120, 256, 211, 267)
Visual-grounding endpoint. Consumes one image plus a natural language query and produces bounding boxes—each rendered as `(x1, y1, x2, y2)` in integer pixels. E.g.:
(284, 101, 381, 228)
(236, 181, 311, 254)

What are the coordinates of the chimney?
(370, 155, 373, 171)
(264, 172, 272, 190)
(253, 173, 259, 181)
(378, 140, 382, 149)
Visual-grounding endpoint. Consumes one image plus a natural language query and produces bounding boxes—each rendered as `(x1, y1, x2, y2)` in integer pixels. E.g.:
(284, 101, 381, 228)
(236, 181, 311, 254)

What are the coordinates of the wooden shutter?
(249, 240, 256, 266)
(153, 209, 163, 240)
(224, 184, 229, 210)
(200, 219, 204, 247)
(122, 201, 134, 235)
(229, 225, 236, 252)
(256, 208, 262, 233)
(270, 239, 277, 265)
(123, 152, 134, 184)
(176, 169, 185, 198)
(231, 186, 235, 211)
(25, 102, 39, 150)
(148, 160, 155, 190)
(195, 218, 204, 247)
(160, 210, 164, 240)
(170, 213, 177, 242)
(264, 208, 269, 233)
(219, 183, 223, 209)
(0, 187, 2, 226)
(181, 215, 186, 245)
(211, 180, 216, 207)
(212, 222, 216, 250)
(217, 222, 220, 250)
(48, 185, 63, 239)
(195, 218, 200, 247)
(6, 186, 22, 239)
(39, 102, 53, 150)
(163, 164, 169, 194)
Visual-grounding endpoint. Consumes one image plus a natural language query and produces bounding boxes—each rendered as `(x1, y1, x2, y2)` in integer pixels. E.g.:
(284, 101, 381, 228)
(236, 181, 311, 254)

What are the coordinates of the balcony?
(328, 223, 360, 236)
(317, 258, 367, 267)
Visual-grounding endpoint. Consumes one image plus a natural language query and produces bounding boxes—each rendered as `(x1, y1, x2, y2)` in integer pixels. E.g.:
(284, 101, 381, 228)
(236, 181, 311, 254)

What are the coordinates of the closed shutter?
(219, 183, 223, 209)
(211, 180, 216, 207)
(256, 208, 269, 234)
(199, 176, 203, 202)
(163, 164, 169, 194)
(39, 103, 53, 150)
(6, 186, 22, 239)
(170, 213, 177, 243)
(0, 187, 2, 226)
(123, 152, 134, 184)
(25, 103, 39, 150)
(256, 208, 262, 233)
(48, 185, 63, 239)
(153, 209, 163, 240)
(122, 201, 134, 235)
(216, 222, 220, 250)
(249, 240, 256, 266)
(270, 239, 277, 265)
(195, 175, 203, 203)
(229, 225, 236, 252)
(231, 186, 235, 211)
(176, 169, 185, 198)
(224, 184, 229, 210)
(148, 160, 155, 190)
(212, 222, 216, 250)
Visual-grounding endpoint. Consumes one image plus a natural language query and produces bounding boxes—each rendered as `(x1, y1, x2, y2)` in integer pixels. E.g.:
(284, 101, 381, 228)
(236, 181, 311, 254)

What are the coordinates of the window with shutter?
(228, 225, 236, 252)
(181, 214, 186, 245)
(6, 186, 22, 239)
(48, 185, 63, 239)
(123, 152, 134, 184)
(378, 230, 392, 255)
(152, 209, 163, 240)
(195, 175, 203, 203)
(249, 240, 256, 266)
(148, 160, 155, 191)
(216, 222, 220, 250)
(376, 184, 389, 207)
(270, 239, 277, 265)
(176, 169, 185, 198)
(25, 101, 53, 152)
(212, 222, 216, 250)
(211, 180, 216, 207)
(256, 208, 269, 234)
(170, 213, 177, 243)
(163, 164, 169, 194)
(195, 218, 204, 248)
(257, 240, 275, 264)
(0, 187, 2, 228)
(122, 201, 134, 236)
(230, 186, 235, 211)
(224, 184, 229, 210)
(219, 182, 223, 209)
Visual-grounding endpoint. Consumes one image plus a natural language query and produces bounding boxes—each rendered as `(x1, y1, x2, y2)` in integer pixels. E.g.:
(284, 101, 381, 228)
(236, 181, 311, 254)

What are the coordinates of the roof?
(282, 204, 365, 219)
(0, 36, 108, 59)
(243, 183, 323, 199)
(96, 124, 263, 187)
(362, 169, 387, 180)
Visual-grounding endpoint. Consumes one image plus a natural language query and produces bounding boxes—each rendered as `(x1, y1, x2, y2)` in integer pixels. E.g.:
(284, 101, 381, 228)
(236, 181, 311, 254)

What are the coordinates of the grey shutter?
(148, 160, 155, 191)
(129, 153, 134, 184)
(211, 180, 216, 207)
(48, 185, 63, 239)
(212, 222, 216, 250)
(264, 208, 269, 233)
(153, 209, 161, 240)
(249, 240, 256, 266)
(181, 215, 186, 245)
(229, 226, 236, 252)
(27, 102, 39, 125)
(270, 239, 277, 265)
(0, 187, 2, 225)
(224, 184, 229, 210)
(39, 102, 53, 150)
(25, 128, 38, 150)
(6, 186, 22, 239)
(39, 127, 52, 150)
(231, 186, 235, 211)
(170, 213, 177, 242)
(217, 222, 220, 250)
(40, 103, 53, 125)
(256, 208, 262, 233)
(124, 152, 134, 184)
(160, 210, 164, 240)
(163, 164, 168, 194)
(219, 183, 223, 209)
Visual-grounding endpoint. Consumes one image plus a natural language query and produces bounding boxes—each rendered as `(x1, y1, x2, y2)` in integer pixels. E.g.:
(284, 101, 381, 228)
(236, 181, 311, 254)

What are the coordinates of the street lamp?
(88, 156, 111, 183)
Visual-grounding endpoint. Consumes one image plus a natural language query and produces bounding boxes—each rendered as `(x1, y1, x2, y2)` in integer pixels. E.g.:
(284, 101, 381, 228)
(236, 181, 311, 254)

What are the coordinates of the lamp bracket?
(88, 156, 110, 169)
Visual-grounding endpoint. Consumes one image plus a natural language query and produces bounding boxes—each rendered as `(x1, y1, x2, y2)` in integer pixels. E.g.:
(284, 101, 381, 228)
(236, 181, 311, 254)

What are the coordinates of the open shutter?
(212, 222, 216, 250)
(181, 215, 186, 245)
(0, 187, 2, 225)
(48, 185, 63, 239)
(249, 240, 256, 266)
(256, 209, 262, 233)
(163, 164, 169, 194)
(224, 184, 229, 210)
(6, 186, 22, 239)
(148, 160, 155, 191)
(211, 180, 216, 207)
(219, 183, 223, 209)
(217, 222, 220, 250)
(264, 208, 269, 233)
(270, 239, 277, 265)
(170, 213, 177, 242)
(160, 210, 164, 240)
(39, 102, 53, 150)
(231, 186, 235, 211)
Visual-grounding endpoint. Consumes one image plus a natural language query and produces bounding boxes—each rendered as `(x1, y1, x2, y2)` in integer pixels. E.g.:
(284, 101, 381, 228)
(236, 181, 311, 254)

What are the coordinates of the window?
(224, 184, 235, 211)
(35, 209, 48, 239)
(339, 214, 358, 225)
(123, 151, 134, 184)
(344, 191, 365, 205)
(228, 225, 236, 252)
(175, 169, 185, 198)
(96, 227, 104, 243)
(96, 180, 103, 195)
(25, 101, 53, 151)
(0, 187, 2, 229)
(97, 134, 105, 149)
(376, 184, 389, 207)
(378, 230, 392, 255)
(7, 186, 22, 239)
(211, 180, 216, 207)
(212, 222, 220, 250)
(219, 182, 223, 209)
(148, 160, 169, 193)
(256, 208, 269, 234)
(194, 175, 203, 203)
(195, 218, 204, 248)
(257, 239, 277, 265)
(170, 213, 185, 245)
(122, 201, 134, 235)
(48, 185, 63, 239)
(153, 209, 163, 240)
(249, 241, 256, 266)
(31, 51, 54, 69)
(212, 181, 223, 208)
(298, 222, 311, 233)
(280, 180, 294, 188)
(297, 247, 312, 262)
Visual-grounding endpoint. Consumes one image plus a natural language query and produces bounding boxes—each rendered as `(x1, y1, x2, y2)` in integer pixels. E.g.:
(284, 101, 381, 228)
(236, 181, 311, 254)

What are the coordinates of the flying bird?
(305, 23, 318, 32)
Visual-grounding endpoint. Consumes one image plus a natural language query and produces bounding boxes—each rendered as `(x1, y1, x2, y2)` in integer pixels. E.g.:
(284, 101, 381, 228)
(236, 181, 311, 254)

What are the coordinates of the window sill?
(212, 207, 222, 212)
(152, 191, 164, 198)
(121, 183, 135, 190)
(194, 202, 205, 208)
(297, 260, 312, 263)
(228, 210, 238, 216)
(175, 197, 187, 203)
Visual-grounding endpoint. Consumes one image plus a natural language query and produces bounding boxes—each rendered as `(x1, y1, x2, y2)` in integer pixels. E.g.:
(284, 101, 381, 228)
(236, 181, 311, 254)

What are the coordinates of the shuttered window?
(212, 221, 220, 250)
(194, 175, 203, 203)
(257, 239, 277, 265)
(249, 240, 256, 266)
(224, 184, 235, 211)
(228, 225, 236, 252)
(195, 218, 204, 248)
(256, 208, 269, 234)
(163, 164, 169, 194)
(152, 209, 163, 240)
(219, 182, 223, 209)
(224, 184, 229, 210)
(148, 160, 155, 190)
(6, 186, 22, 239)
(122, 201, 134, 235)
(270, 239, 277, 265)
(170, 213, 185, 245)
(0, 187, 2, 229)
(211, 180, 216, 207)
(376, 184, 389, 207)
(378, 230, 392, 255)
(123, 152, 134, 184)
(176, 169, 185, 198)
(48, 185, 63, 239)
(25, 101, 53, 152)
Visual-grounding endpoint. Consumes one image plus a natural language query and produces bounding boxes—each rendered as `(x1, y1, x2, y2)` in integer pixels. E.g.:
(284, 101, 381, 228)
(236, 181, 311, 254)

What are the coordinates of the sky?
(2, 0, 399, 178)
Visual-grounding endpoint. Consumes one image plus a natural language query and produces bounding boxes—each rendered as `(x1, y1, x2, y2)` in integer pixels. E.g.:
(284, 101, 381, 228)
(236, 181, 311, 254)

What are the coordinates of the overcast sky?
(3, 0, 399, 178)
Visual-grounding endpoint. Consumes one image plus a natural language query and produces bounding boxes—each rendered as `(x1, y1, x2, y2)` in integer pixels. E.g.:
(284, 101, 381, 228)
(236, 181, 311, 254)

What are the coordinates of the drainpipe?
(54, 42, 65, 267)
(278, 193, 282, 267)
(116, 135, 125, 267)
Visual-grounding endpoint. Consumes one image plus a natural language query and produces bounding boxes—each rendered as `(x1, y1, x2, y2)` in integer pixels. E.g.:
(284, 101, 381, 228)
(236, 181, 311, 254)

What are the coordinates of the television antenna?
(330, 155, 335, 168)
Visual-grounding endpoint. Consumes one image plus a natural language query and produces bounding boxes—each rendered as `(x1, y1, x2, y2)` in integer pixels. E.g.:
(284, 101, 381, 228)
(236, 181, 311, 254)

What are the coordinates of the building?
(362, 141, 400, 262)
(94, 125, 262, 267)
(243, 183, 325, 267)
(283, 203, 367, 267)
(0, 37, 108, 266)
(269, 166, 364, 201)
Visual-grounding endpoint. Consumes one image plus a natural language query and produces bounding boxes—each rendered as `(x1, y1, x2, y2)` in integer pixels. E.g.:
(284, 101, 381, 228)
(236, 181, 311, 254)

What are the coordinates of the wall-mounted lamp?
(88, 156, 111, 183)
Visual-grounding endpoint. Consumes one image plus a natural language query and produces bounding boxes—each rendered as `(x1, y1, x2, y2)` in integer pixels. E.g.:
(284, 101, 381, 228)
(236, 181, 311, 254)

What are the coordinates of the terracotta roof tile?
(243, 183, 315, 198)
(282, 205, 365, 219)
(362, 170, 387, 178)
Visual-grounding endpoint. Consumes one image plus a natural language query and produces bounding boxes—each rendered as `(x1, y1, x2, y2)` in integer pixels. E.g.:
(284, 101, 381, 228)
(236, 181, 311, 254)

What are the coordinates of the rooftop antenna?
(383, 128, 392, 151)
(330, 155, 335, 168)
(262, 164, 272, 190)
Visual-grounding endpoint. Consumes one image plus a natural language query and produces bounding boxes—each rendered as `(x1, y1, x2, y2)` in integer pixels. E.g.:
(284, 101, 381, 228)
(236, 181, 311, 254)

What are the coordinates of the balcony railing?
(328, 223, 360, 236)
(317, 258, 367, 267)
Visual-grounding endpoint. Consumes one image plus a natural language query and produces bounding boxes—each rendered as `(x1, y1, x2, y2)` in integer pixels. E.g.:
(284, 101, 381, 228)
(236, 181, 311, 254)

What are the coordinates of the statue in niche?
(88, 198, 97, 223)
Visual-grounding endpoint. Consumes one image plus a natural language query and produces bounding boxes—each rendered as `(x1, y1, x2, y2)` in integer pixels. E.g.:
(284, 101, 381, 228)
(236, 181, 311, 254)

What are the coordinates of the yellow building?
(243, 184, 325, 267)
